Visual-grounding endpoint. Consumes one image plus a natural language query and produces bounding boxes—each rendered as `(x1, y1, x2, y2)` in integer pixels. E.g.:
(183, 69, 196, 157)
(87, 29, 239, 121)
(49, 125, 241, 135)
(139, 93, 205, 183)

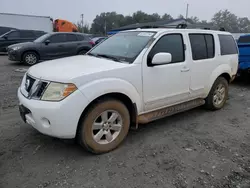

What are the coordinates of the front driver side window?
(147, 34, 185, 65)
(48, 34, 66, 43)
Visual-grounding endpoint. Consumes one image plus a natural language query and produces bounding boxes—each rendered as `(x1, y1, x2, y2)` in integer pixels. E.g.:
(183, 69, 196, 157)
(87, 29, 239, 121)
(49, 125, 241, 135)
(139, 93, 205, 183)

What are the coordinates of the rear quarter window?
(218, 34, 238, 55)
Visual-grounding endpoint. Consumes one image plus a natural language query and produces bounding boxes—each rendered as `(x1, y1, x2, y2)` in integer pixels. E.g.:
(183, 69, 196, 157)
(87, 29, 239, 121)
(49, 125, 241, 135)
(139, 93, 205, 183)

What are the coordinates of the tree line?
(76, 9, 250, 35)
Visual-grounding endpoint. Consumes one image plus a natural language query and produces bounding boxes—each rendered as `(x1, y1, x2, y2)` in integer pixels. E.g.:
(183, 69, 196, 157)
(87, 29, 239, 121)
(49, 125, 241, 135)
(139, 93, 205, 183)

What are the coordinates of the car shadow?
(231, 76, 250, 88)
(20, 106, 204, 158)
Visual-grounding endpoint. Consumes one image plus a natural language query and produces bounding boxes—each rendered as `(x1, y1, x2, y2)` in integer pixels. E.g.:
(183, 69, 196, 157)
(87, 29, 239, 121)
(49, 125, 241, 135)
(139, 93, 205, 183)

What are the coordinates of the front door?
(142, 33, 191, 111)
(2, 31, 22, 50)
(40, 33, 68, 59)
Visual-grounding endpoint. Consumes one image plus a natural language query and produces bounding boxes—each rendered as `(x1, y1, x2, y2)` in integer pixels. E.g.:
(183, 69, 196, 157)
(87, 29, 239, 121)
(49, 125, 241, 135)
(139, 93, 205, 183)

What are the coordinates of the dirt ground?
(1, 55, 250, 188)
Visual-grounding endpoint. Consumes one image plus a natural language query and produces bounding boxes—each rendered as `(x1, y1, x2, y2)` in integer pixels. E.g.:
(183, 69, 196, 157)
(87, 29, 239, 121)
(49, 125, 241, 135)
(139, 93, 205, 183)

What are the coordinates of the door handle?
(58, 45, 64, 47)
(181, 67, 190, 72)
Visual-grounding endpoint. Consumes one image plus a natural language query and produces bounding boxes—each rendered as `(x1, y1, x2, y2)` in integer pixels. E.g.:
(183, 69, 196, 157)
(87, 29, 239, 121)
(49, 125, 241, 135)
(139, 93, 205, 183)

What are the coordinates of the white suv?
(18, 28, 238, 154)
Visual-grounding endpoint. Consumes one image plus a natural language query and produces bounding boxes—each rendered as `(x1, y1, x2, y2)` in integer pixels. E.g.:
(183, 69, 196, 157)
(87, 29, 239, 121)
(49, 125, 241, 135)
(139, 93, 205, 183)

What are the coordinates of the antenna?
(185, 4, 189, 20)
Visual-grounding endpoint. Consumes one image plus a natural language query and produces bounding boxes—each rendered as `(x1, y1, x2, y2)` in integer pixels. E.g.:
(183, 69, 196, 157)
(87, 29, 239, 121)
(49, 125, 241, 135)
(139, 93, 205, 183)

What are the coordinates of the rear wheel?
(77, 99, 130, 154)
(205, 77, 229, 110)
(22, 52, 39, 66)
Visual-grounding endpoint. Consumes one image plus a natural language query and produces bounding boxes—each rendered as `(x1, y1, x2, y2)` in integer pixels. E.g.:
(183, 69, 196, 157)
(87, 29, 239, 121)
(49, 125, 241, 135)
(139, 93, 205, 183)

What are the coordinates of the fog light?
(41, 118, 51, 128)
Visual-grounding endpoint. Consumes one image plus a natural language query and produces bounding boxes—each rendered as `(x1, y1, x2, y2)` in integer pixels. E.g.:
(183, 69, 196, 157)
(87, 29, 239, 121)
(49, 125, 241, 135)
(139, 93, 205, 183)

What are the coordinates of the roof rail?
(134, 23, 225, 31)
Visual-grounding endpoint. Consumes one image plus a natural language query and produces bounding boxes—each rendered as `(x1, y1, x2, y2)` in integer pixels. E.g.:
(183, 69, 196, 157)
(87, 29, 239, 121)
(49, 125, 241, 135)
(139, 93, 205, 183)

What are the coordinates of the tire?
(22, 52, 39, 66)
(205, 77, 229, 110)
(77, 99, 130, 154)
(78, 50, 88, 55)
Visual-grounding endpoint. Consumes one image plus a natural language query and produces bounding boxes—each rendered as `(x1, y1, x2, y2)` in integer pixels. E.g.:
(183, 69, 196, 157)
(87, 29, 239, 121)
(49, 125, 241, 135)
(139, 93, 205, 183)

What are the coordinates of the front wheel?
(77, 99, 130, 154)
(205, 77, 229, 110)
(22, 52, 39, 66)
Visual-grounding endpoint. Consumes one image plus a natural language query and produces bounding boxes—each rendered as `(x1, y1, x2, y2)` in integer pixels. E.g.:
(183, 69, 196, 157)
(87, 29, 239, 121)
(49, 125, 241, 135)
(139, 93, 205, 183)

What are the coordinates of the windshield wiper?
(88, 53, 122, 62)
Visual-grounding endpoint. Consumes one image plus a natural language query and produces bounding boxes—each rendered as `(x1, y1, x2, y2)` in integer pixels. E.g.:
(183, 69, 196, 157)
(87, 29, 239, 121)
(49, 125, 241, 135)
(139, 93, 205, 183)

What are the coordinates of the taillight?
(89, 41, 95, 46)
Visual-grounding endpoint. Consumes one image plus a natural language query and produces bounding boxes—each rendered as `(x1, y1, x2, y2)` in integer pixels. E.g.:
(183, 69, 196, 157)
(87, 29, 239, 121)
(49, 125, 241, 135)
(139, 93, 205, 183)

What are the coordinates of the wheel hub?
(103, 122, 110, 130)
(213, 84, 226, 106)
(92, 110, 123, 144)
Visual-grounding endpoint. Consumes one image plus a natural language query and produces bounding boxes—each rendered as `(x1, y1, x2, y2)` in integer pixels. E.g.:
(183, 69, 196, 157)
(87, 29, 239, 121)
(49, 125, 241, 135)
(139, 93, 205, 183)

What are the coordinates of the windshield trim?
(87, 31, 156, 64)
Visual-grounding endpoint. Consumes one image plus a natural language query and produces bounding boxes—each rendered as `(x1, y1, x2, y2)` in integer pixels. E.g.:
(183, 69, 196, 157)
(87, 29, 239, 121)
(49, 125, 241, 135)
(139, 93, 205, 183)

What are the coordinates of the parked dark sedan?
(0, 29, 46, 52)
(7, 32, 93, 65)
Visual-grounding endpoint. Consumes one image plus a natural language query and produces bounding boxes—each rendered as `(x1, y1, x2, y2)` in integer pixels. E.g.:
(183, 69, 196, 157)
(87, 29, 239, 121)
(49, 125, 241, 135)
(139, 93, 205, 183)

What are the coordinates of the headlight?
(41, 82, 77, 101)
(12, 46, 22, 51)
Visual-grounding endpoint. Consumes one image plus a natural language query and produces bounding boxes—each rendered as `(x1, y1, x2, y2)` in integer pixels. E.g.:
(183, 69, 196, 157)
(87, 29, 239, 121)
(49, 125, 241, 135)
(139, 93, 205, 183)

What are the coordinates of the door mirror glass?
(45, 40, 50, 45)
(151, 52, 172, 65)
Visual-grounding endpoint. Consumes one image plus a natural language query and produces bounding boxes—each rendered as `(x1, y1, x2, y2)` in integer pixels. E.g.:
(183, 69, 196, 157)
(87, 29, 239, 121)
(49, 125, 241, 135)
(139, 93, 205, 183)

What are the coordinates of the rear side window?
(189, 34, 215, 60)
(66, 34, 77, 42)
(20, 31, 35, 38)
(238, 35, 250, 43)
(205, 35, 215, 58)
(148, 34, 185, 64)
(219, 34, 238, 55)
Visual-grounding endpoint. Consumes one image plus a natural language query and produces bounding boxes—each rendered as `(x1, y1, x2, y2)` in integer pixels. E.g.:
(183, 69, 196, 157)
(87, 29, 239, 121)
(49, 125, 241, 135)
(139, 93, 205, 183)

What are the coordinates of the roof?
(0, 12, 51, 19)
(110, 18, 189, 32)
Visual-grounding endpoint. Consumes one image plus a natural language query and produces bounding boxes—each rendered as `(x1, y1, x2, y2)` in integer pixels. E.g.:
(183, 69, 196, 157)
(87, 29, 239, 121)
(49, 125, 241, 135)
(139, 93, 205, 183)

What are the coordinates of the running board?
(138, 99, 205, 124)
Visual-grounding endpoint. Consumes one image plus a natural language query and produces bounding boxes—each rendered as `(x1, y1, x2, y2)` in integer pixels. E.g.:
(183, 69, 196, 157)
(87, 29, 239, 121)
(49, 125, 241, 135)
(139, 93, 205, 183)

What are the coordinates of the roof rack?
(136, 23, 226, 31)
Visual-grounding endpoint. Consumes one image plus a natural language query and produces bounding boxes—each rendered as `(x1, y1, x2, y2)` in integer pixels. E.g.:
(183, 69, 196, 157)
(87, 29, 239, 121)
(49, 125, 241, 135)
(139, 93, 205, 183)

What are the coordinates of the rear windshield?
(238, 35, 250, 44)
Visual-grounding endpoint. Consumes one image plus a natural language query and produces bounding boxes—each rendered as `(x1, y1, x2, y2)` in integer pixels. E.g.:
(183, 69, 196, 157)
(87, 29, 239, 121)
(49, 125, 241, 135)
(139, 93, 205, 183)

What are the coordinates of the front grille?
(23, 74, 49, 99)
(36, 82, 48, 98)
(25, 75, 36, 92)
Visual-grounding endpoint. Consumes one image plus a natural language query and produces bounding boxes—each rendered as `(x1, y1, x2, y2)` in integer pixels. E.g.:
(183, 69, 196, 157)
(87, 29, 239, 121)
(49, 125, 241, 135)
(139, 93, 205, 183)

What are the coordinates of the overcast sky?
(1, 0, 250, 24)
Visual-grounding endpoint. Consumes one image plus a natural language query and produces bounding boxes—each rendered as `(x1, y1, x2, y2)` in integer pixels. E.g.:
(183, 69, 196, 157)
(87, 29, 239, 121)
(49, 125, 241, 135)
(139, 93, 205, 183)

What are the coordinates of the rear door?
(188, 33, 216, 98)
(65, 34, 79, 56)
(20, 30, 37, 42)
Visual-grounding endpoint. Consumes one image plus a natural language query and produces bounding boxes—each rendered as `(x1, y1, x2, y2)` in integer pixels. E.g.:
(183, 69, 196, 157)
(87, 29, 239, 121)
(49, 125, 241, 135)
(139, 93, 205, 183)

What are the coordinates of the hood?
(8, 42, 34, 48)
(28, 55, 130, 82)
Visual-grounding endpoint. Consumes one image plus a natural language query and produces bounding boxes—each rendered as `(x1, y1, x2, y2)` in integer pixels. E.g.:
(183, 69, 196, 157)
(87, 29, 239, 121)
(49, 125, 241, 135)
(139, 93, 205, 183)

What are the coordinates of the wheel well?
(77, 48, 90, 54)
(22, 50, 40, 60)
(76, 93, 138, 138)
(219, 73, 231, 83)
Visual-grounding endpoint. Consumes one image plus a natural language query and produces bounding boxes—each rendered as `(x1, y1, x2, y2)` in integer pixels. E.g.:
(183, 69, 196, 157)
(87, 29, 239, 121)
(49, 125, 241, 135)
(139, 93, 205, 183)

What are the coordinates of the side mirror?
(45, 40, 50, 45)
(3, 35, 8, 39)
(151, 52, 172, 66)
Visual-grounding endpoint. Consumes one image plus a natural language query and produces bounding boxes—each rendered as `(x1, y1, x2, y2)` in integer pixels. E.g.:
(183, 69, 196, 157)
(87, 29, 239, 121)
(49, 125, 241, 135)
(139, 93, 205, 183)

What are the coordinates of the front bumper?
(18, 87, 89, 139)
(8, 49, 22, 61)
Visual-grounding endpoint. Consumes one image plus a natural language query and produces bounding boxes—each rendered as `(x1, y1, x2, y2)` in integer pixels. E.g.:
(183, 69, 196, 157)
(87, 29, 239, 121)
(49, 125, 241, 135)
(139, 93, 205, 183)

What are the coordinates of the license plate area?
(19, 105, 30, 122)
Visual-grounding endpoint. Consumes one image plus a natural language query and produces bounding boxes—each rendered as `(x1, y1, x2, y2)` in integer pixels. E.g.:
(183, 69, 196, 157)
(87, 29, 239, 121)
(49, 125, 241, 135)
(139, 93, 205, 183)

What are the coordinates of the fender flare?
(78, 78, 143, 113)
(205, 64, 232, 95)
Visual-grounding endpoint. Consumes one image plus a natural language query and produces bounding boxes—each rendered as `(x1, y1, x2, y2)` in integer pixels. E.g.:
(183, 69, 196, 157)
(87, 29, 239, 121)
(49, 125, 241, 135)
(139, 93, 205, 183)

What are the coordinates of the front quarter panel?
(78, 78, 143, 113)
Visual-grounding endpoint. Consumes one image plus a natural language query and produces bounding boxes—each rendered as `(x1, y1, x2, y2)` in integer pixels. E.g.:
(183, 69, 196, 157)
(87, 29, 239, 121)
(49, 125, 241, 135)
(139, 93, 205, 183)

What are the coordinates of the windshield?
(34, 33, 50, 42)
(0, 30, 12, 38)
(88, 31, 155, 63)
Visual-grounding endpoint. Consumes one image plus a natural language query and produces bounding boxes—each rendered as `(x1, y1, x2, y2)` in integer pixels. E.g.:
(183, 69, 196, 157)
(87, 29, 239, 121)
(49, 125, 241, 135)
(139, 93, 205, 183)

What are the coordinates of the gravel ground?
(1, 55, 250, 188)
